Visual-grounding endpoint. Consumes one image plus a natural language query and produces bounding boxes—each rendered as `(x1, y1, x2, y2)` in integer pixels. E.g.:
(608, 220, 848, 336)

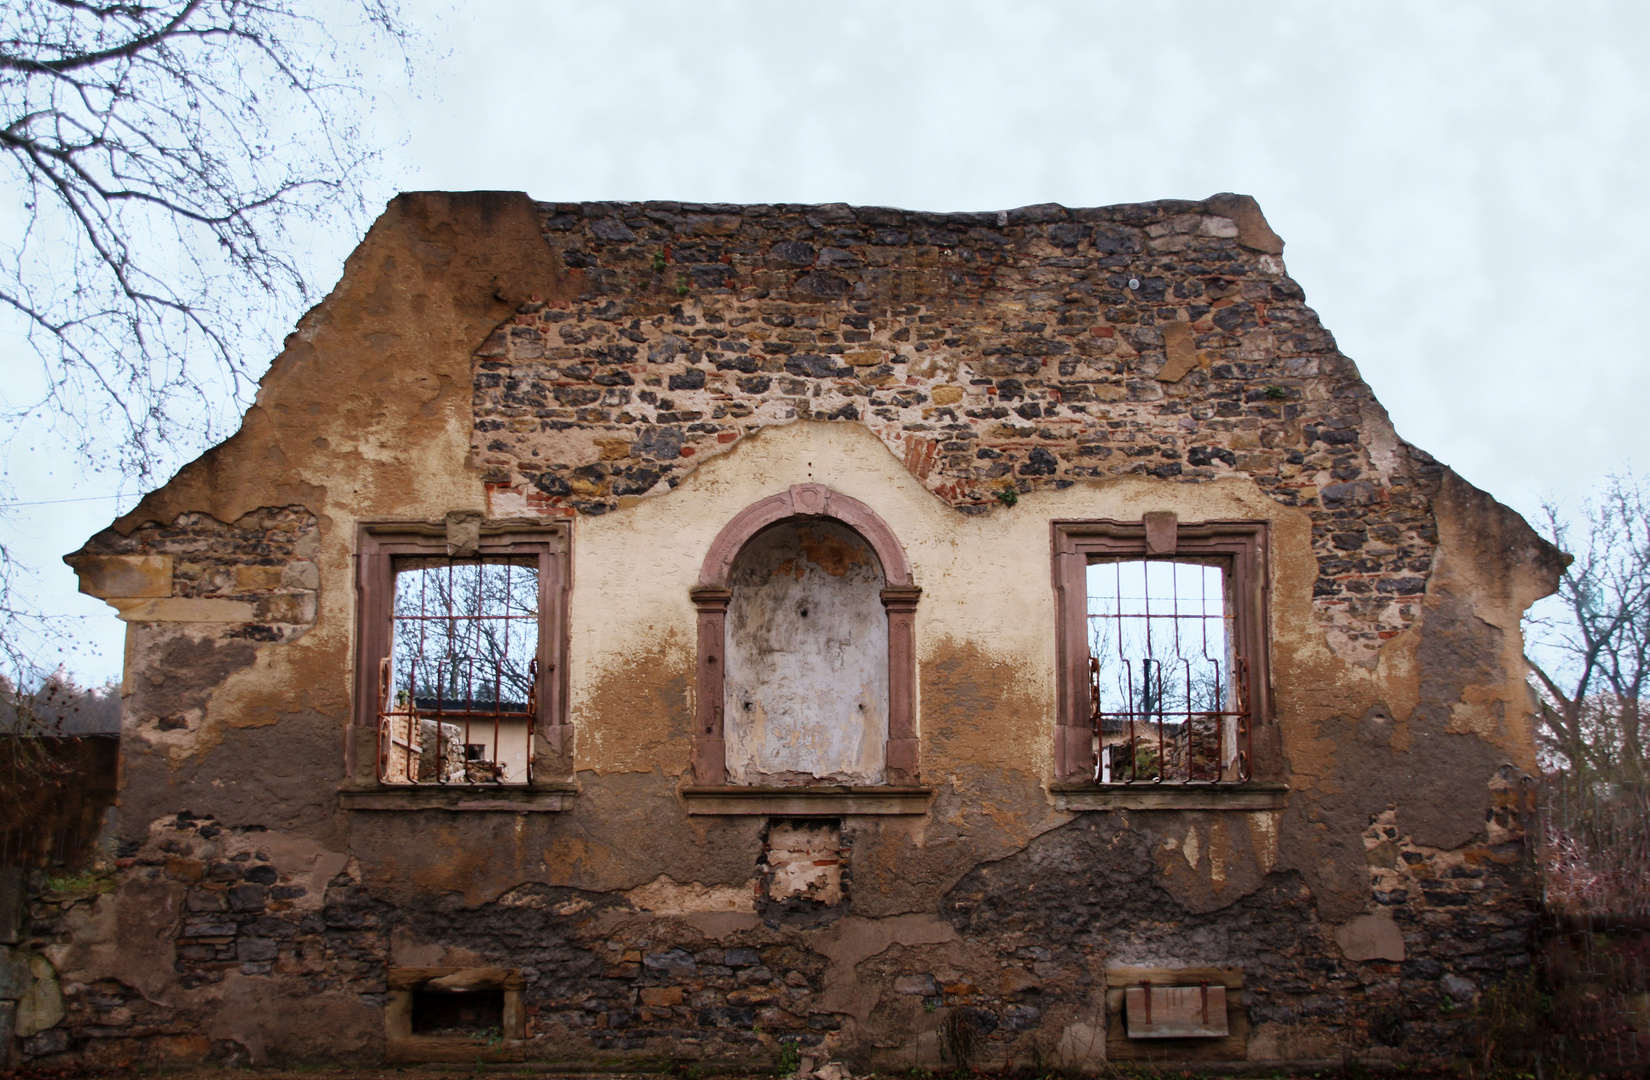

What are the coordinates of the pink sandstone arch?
(689, 484, 921, 786)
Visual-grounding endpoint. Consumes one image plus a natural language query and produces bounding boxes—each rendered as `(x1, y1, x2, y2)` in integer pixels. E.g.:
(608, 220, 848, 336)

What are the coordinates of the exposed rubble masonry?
(30, 192, 1568, 1071)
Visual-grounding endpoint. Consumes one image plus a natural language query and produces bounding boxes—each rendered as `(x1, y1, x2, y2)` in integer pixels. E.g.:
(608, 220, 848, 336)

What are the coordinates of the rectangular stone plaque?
(1124, 984, 1228, 1038)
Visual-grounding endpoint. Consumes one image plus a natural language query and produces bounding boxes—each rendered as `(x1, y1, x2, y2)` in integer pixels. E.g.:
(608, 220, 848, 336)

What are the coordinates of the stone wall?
(476, 197, 1435, 668)
(29, 191, 1566, 1070)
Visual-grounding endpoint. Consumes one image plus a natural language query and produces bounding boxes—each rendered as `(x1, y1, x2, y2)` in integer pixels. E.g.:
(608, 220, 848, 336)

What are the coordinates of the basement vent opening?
(411, 986, 505, 1036)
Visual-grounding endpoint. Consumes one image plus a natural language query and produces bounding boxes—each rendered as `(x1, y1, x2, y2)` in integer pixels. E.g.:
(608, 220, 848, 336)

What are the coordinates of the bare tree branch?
(1525, 473, 1650, 914)
(0, 0, 414, 695)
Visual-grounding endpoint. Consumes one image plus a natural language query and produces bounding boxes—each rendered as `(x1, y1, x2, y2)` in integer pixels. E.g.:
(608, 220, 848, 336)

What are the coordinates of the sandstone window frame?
(1050, 514, 1286, 811)
(682, 484, 931, 817)
(341, 518, 574, 812)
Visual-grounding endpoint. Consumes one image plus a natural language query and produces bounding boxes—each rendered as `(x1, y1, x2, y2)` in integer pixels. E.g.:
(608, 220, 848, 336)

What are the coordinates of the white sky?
(5, 0, 1646, 684)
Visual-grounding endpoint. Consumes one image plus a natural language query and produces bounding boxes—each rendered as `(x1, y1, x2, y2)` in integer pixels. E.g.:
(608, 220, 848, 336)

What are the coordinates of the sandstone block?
(14, 956, 63, 1037)
(67, 554, 173, 599)
(109, 597, 255, 622)
(282, 560, 320, 589)
(232, 564, 285, 591)
(999, 968, 1041, 994)
(640, 986, 683, 1007)
(151, 1034, 211, 1064)
(254, 591, 317, 624)
(1204, 192, 1284, 254)
(1334, 911, 1405, 961)
(1156, 322, 1200, 383)
(1198, 215, 1240, 238)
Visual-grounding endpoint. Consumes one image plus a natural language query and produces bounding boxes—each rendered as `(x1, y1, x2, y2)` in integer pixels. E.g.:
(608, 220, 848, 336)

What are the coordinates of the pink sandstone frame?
(689, 483, 921, 786)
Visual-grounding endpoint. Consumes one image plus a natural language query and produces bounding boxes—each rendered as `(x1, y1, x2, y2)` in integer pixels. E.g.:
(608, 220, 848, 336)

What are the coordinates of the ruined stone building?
(11, 192, 1565, 1067)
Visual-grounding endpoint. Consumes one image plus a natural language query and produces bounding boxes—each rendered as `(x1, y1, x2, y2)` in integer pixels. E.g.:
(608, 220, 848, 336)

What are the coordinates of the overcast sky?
(6, 0, 1645, 684)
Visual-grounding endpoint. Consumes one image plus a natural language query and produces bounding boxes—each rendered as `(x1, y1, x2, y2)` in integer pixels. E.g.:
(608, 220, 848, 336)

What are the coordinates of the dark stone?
(1092, 225, 1142, 254)
(668, 368, 706, 391)
(1001, 1004, 1042, 1031)
(1187, 446, 1237, 467)
(532, 472, 572, 497)
(785, 354, 848, 379)
(633, 426, 684, 460)
(1320, 481, 1380, 509)
(1402, 958, 1445, 980)
(1019, 447, 1058, 476)
(793, 272, 851, 299)
(768, 241, 816, 267)
(590, 218, 636, 242)
(554, 386, 603, 407)
(22, 1027, 70, 1057)
(643, 948, 697, 975)
(235, 936, 279, 962)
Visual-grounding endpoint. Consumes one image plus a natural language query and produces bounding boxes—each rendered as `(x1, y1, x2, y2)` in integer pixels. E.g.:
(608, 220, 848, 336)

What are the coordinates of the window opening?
(1087, 559, 1250, 784)
(377, 557, 538, 785)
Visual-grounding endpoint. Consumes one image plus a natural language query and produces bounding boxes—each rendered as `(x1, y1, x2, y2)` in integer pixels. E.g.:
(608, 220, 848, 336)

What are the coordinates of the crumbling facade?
(9, 191, 1565, 1068)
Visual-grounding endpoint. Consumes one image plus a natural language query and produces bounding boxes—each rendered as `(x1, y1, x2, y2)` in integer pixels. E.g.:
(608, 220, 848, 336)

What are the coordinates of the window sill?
(338, 783, 577, 812)
(681, 785, 933, 816)
(385, 1038, 528, 1064)
(1049, 782, 1287, 811)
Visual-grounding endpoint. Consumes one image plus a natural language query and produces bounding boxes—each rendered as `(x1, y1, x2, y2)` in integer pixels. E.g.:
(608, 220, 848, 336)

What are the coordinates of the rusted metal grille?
(377, 558, 538, 785)
(1088, 559, 1250, 784)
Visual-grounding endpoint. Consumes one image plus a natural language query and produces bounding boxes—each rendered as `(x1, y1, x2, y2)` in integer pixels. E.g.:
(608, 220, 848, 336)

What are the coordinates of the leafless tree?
(2, 0, 409, 475)
(391, 559, 540, 712)
(1525, 474, 1650, 915)
(1527, 477, 1650, 784)
(0, 0, 412, 693)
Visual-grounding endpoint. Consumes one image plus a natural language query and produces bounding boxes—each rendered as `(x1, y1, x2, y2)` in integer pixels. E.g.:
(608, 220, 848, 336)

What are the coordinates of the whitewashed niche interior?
(722, 518, 888, 785)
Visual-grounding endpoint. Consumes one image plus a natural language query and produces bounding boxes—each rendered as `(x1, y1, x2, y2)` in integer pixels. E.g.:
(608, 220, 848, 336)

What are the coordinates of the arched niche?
(689, 484, 920, 787)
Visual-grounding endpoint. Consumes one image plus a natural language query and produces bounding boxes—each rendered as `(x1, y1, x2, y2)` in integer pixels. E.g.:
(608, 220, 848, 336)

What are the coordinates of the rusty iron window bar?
(377, 557, 539, 786)
(1088, 558, 1250, 784)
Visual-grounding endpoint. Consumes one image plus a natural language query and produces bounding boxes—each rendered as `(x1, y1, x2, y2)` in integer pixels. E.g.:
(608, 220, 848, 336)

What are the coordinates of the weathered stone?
(109, 597, 256, 622)
(0, 870, 21, 945)
(14, 956, 64, 1037)
(643, 948, 697, 975)
(67, 553, 174, 598)
(0, 945, 30, 999)
(893, 974, 936, 996)
(1156, 321, 1200, 383)
(22, 1024, 69, 1058)
(1333, 912, 1405, 961)
(1204, 193, 1284, 254)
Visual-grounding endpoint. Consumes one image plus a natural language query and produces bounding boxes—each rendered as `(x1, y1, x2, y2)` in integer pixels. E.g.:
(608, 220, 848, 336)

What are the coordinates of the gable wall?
(27, 192, 1567, 1070)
